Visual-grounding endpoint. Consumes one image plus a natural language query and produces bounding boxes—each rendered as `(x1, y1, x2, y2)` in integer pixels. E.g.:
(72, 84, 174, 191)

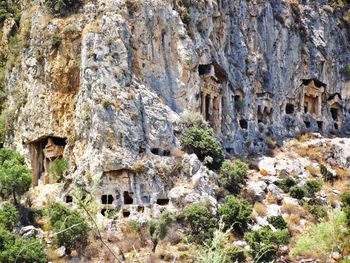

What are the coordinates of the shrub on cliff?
(44, 0, 83, 16)
(218, 195, 252, 234)
(47, 202, 89, 252)
(149, 211, 175, 252)
(0, 148, 32, 204)
(0, 203, 18, 230)
(181, 126, 224, 169)
(0, 236, 46, 263)
(245, 226, 290, 263)
(305, 179, 323, 197)
(183, 203, 216, 243)
(0, 0, 20, 24)
(289, 185, 307, 199)
(50, 158, 68, 180)
(277, 177, 296, 193)
(218, 159, 248, 193)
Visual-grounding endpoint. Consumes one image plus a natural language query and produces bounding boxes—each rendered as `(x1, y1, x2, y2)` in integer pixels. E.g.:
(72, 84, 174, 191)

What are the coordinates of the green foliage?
(0, 0, 20, 24)
(52, 35, 62, 48)
(0, 237, 46, 263)
(149, 211, 175, 251)
(44, 0, 83, 16)
(198, 223, 244, 263)
(0, 203, 18, 230)
(47, 202, 89, 252)
(218, 195, 252, 234)
(0, 227, 14, 250)
(268, 216, 287, 230)
(343, 63, 350, 77)
(341, 192, 350, 226)
(49, 158, 68, 180)
(218, 159, 248, 193)
(225, 245, 246, 263)
(341, 192, 350, 207)
(0, 148, 32, 203)
(320, 164, 337, 183)
(290, 210, 349, 261)
(183, 203, 216, 243)
(181, 126, 224, 169)
(307, 204, 327, 221)
(277, 177, 296, 193)
(305, 179, 323, 197)
(245, 226, 290, 263)
(289, 185, 307, 199)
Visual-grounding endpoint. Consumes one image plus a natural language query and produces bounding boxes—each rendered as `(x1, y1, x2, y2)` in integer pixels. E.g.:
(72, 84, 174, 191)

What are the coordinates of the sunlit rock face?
(2, 0, 350, 216)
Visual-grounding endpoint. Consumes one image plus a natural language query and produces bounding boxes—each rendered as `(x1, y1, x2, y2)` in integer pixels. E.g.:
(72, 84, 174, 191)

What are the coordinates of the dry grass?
(336, 167, 350, 180)
(266, 192, 278, 204)
(282, 203, 305, 217)
(285, 214, 301, 225)
(305, 165, 320, 177)
(254, 202, 267, 217)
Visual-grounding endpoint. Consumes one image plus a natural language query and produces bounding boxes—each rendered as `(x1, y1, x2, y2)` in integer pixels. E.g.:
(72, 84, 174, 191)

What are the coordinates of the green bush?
(277, 177, 296, 193)
(290, 210, 349, 261)
(320, 164, 337, 183)
(49, 158, 68, 180)
(47, 202, 89, 252)
(0, 237, 46, 263)
(52, 35, 62, 48)
(307, 204, 327, 221)
(289, 185, 307, 199)
(245, 226, 290, 263)
(305, 179, 323, 197)
(225, 245, 246, 262)
(218, 195, 252, 234)
(218, 159, 248, 193)
(181, 126, 224, 169)
(183, 203, 216, 243)
(44, 0, 83, 16)
(268, 216, 287, 230)
(0, 148, 32, 203)
(341, 192, 350, 207)
(149, 211, 175, 252)
(0, 0, 20, 24)
(0, 203, 18, 230)
(0, 227, 14, 251)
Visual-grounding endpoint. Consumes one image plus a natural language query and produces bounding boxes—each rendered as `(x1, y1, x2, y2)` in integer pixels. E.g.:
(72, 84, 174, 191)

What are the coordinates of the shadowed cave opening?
(156, 199, 170, 206)
(198, 64, 212, 75)
(240, 119, 248, 129)
(101, 195, 114, 204)
(124, 191, 133, 205)
(286, 103, 295, 114)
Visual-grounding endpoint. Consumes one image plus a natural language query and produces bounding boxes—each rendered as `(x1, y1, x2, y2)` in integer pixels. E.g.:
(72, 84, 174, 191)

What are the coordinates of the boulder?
(246, 181, 267, 201)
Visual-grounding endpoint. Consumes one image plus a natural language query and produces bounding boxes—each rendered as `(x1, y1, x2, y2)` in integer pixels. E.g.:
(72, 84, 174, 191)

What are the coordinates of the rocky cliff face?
(1, 0, 350, 227)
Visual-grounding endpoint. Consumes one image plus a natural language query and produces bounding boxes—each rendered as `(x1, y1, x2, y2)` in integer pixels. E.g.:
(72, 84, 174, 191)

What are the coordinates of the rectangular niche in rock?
(330, 108, 338, 121)
(65, 195, 73, 203)
(101, 194, 114, 204)
(317, 121, 323, 131)
(28, 136, 67, 186)
(304, 121, 311, 128)
(123, 191, 134, 205)
(156, 198, 170, 206)
(198, 64, 213, 76)
(301, 79, 326, 118)
(122, 209, 131, 218)
(286, 103, 295, 114)
(239, 119, 248, 129)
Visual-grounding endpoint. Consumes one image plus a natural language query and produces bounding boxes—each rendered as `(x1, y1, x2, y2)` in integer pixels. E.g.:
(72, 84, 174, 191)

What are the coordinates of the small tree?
(218, 195, 252, 234)
(289, 185, 307, 199)
(305, 179, 323, 197)
(49, 158, 68, 180)
(47, 202, 89, 252)
(0, 203, 18, 230)
(0, 237, 46, 263)
(181, 126, 224, 169)
(183, 203, 216, 243)
(218, 160, 248, 193)
(44, 0, 83, 16)
(0, 148, 32, 204)
(149, 211, 175, 252)
(245, 226, 290, 263)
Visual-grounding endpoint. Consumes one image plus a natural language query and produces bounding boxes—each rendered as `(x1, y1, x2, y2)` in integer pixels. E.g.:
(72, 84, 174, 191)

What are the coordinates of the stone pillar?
(201, 91, 206, 118)
(317, 95, 322, 117)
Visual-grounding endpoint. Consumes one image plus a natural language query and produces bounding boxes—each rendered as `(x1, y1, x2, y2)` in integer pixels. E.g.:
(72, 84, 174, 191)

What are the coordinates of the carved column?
(201, 91, 206, 118)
